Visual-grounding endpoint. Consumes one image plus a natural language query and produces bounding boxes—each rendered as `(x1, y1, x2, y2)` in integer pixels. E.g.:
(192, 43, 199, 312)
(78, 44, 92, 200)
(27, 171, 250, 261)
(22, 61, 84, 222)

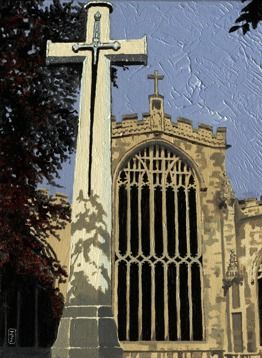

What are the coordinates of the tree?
(0, 0, 86, 336)
(230, 0, 262, 34)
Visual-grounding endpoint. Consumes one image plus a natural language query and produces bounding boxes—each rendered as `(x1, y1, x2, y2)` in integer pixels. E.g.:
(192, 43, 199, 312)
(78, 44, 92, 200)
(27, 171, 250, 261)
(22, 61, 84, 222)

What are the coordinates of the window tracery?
(114, 143, 203, 341)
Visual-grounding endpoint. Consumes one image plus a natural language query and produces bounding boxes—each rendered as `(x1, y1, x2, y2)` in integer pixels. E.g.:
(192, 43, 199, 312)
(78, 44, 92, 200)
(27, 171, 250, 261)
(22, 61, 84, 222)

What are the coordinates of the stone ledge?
(63, 305, 114, 318)
(37, 189, 69, 203)
(52, 347, 122, 358)
(239, 197, 262, 218)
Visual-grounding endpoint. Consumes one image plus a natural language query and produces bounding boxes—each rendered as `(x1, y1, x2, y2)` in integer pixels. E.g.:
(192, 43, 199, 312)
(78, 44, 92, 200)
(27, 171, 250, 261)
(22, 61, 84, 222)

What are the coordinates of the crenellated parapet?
(238, 197, 262, 218)
(112, 70, 228, 149)
(52, 192, 68, 203)
(37, 188, 69, 204)
(112, 114, 228, 149)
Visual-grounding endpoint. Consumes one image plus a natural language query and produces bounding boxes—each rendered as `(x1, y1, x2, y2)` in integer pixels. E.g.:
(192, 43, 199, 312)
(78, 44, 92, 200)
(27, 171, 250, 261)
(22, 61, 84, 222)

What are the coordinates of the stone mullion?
(138, 161, 143, 340)
(126, 162, 131, 340)
(138, 263, 143, 340)
(188, 263, 193, 340)
(185, 180, 193, 339)
(151, 263, 156, 340)
(149, 146, 155, 339)
(185, 183, 190, 258)
(127, 161, 131, 257)
(162, 148, 168, 257)
(174, 160, 181, 336)
(126, 262, 131, 340)
(174, 186, 179, 258)
(178, 159, 182, 186)
(200, 263, 205, 339)
(138, 163, 142, 257)
(161, 148, 169, 340)
(164, 263, 169, 340)
(149, 147, 155, 257)
(176, 262, 181, 340)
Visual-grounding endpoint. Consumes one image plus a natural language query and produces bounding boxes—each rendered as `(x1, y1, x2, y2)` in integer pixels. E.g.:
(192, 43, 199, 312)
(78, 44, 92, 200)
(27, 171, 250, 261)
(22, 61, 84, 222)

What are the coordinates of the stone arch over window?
(113, 142, 204, 342)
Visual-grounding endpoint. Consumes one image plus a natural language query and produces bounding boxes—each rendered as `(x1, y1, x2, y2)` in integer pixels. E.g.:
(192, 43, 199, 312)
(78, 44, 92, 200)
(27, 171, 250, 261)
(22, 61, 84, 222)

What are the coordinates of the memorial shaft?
(46, 1, 147, 356)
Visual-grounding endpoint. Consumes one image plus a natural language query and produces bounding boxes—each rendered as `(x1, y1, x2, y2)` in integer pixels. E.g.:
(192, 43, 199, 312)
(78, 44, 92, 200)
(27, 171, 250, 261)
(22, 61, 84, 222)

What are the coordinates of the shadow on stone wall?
(67, 190, 111, 305)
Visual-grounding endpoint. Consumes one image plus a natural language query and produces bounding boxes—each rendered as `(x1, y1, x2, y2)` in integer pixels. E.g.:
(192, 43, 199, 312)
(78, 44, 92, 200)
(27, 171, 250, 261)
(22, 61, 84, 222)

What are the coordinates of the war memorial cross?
(46, 2, 147, 356)
(46, 1, 147, 197)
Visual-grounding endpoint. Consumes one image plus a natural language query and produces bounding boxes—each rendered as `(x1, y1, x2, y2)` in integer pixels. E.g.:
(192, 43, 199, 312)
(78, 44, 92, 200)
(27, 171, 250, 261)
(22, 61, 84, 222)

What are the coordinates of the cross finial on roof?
(147, 70, 164, 96)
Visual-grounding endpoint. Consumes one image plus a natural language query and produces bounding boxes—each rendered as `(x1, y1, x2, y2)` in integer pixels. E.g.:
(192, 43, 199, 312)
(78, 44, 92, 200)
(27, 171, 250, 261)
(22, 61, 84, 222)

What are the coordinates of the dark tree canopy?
(0, 0, 86, 320)
(230, 0, 262, 34)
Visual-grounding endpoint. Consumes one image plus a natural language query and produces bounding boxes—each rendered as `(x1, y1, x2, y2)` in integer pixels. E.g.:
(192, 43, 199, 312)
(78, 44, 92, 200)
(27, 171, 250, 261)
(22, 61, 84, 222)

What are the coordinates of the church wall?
(237, 201, 262, 353)
(39, 114, 262, 356)
(122, 352, 224, 358)
(222, 203, 245, 353)
(41, 190, 71, 298)
(39, 110, 262, 356)
(45, 128, 261, 356)
(112, 123, 231, 353)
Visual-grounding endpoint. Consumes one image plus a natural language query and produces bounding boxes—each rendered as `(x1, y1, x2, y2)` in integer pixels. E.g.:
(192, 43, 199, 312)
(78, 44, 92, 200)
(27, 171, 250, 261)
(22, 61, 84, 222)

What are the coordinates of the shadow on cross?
(67, 190, 111, 305)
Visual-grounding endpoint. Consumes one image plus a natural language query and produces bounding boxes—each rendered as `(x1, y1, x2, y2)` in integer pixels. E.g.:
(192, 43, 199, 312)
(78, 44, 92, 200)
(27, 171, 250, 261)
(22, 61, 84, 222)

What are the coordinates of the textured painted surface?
(110, 93, 262, 355)
(111, 106, 229, 351)
(110, 0, 262, 200)
(46, 0, 262, 202)
(50, 3, 147, 356)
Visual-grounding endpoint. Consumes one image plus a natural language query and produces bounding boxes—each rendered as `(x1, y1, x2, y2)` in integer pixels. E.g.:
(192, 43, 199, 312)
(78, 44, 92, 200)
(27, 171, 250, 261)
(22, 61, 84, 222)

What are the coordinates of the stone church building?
(109, 72, 262, 357)
(1, 73, 262, 358)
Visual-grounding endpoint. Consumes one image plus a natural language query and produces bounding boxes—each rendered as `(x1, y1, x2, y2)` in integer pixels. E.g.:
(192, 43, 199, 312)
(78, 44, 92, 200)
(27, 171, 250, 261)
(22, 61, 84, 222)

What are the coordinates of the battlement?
(122, 113, 139, 121)
(37, 188, 68, 203)
(53, 192, 68, 203)
(112, 72, 229, 148)
(239, 197, 262, 218)
(112, 114, 228, 149)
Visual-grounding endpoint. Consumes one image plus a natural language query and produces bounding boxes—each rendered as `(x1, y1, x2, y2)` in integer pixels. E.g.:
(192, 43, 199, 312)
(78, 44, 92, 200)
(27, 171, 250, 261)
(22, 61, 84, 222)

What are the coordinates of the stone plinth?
(52, 306, 122, 358)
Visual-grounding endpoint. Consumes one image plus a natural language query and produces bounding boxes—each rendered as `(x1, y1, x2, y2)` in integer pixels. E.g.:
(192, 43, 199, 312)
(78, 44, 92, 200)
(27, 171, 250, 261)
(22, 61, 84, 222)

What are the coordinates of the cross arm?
(46, 40, 86, 65)
(148, 74, 164, 81)
(108, 36, 147, 65)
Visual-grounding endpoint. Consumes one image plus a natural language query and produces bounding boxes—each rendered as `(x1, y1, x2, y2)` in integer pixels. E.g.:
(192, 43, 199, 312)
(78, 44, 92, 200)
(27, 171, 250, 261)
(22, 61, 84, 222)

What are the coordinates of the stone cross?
(72, 10, 121, 65)
(148, 70, 164, 96)
(46, 2, 147, 357)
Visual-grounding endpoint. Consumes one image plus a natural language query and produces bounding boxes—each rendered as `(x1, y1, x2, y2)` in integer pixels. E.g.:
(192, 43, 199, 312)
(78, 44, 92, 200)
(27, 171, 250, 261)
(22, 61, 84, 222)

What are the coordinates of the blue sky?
(46, 1, 262, 201)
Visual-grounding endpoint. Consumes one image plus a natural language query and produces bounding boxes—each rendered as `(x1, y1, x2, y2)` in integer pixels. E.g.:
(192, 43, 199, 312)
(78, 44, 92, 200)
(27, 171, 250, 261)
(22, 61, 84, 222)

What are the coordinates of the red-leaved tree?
(0, 0, 86, 343)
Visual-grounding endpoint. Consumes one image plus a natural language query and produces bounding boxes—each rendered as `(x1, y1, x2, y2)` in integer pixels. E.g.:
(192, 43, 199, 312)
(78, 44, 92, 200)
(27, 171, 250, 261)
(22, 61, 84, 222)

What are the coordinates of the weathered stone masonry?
(110, 80, 262, 357)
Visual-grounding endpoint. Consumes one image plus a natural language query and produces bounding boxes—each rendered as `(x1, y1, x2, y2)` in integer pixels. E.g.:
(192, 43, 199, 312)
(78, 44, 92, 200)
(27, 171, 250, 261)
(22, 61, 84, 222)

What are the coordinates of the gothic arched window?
(114, 143, 203, 342)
